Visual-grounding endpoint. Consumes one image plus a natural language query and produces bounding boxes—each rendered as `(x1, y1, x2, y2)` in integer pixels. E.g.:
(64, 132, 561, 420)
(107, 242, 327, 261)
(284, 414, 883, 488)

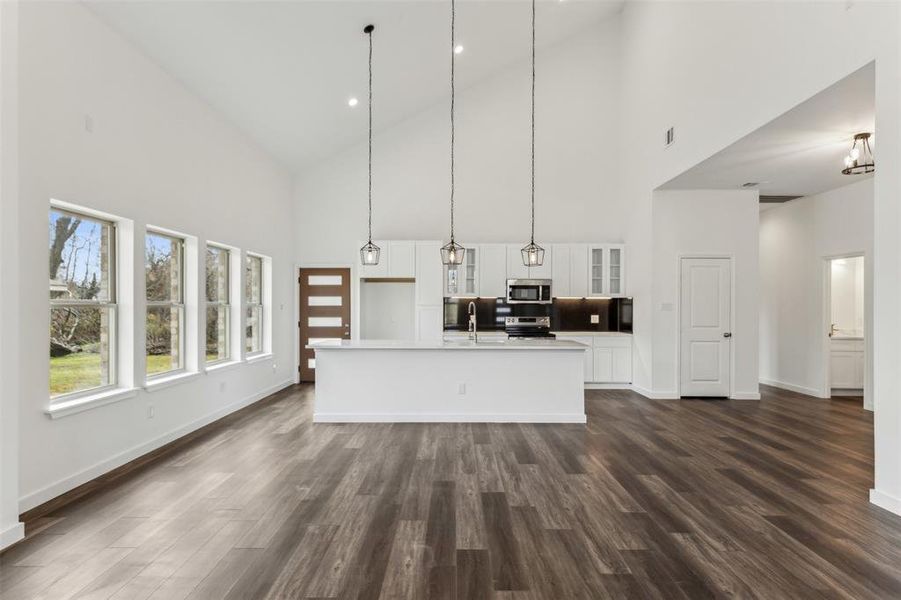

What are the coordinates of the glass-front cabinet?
(444, 246, 478, 296)
(588, 244, 626, 297)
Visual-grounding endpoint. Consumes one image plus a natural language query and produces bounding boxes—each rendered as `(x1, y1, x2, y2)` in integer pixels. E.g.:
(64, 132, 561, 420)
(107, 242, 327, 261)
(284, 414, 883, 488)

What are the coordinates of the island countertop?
(307, 339, 589, 351)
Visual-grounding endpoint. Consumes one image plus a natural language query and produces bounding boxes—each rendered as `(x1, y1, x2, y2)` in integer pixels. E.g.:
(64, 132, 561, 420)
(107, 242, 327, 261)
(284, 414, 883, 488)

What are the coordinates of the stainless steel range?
(504, 316, 555, 339)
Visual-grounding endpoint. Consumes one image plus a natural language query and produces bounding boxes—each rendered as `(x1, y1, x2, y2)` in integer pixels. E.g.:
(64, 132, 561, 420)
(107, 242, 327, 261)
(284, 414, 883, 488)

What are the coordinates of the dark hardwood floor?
(3, 384, 901, 599)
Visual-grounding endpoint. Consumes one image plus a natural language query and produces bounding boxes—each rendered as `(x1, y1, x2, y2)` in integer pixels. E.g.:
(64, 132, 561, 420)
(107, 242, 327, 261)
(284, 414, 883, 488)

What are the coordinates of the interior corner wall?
(293, 19, 623, 267)
(651, 189, 760, 399)
(759, 179, 875, 408)
(15, 2, 295, 512)
(0, 0, 24, 550)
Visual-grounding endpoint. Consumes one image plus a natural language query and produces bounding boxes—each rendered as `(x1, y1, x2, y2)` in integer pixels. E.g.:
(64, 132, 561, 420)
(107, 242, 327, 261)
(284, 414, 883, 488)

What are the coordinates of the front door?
(299, 268, 351, 382)
(680, 257, 731, 397)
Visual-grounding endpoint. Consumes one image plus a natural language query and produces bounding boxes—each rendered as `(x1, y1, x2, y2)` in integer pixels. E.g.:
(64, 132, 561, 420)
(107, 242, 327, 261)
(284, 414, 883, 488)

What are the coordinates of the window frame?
(205, 243, 231, 365)
(145, 229, 187, 379)
(245, 253, 265, 357)
(48, 207, 119, 402)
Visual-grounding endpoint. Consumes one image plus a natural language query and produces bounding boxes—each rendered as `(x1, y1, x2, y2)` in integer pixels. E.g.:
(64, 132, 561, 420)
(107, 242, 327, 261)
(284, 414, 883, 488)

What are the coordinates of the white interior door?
(680, 258, 731, 397)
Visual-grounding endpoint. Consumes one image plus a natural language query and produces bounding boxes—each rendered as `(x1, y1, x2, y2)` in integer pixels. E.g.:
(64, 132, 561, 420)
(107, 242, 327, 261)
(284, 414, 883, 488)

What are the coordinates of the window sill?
(144, 371, 202, 393)
(246, 352, 273, 365)
(205, 360, 243, 374)
(46, 387, 138, 420)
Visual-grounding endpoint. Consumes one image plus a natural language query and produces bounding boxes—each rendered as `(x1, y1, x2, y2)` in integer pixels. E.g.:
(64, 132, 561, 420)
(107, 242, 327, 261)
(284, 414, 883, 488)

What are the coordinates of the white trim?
(584, 383, 632, 390)
(759, 378, 826, 398)
(20, 379, 294, 512)
(730, 392, 761, 400)
(313, 412, 586, 424)
(870, 488, 901, 517)
(631, 384, 678, 400)
(143, 370, 201, 393)
(204, 359, 243, 374)
(246, 352, 274, 364)
(0, 521, 24, 551)
(45, 387, 138, 419)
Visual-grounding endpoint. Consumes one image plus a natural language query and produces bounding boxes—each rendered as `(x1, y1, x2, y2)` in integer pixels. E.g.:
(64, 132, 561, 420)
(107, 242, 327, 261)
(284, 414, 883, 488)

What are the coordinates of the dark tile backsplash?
(443, 297, 633, 333)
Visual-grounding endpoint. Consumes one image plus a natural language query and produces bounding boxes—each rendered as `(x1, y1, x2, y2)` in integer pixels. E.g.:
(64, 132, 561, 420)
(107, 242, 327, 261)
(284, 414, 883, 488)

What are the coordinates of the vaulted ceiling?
(86, 0, 624, 172)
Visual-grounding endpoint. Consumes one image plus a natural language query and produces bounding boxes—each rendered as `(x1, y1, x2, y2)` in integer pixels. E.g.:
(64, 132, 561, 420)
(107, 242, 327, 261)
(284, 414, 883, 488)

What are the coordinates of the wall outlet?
(147, 405, 155, 419)
(219, 381, 227, 393)
(272, 362, 278, 372)
(458, 383, 466, 395)
(590, 314, 600, 324)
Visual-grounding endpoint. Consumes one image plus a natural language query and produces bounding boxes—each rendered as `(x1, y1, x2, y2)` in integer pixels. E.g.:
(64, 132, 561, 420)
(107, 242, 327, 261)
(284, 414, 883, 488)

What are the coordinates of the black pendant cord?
(449, 0, 456, 243)
(530, 0, 535, 245)
(366, 25, 374, 244)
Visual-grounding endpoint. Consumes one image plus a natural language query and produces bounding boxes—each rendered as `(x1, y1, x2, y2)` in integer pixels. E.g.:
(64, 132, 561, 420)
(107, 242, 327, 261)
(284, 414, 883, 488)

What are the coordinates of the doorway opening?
(825, 255, 865, 401)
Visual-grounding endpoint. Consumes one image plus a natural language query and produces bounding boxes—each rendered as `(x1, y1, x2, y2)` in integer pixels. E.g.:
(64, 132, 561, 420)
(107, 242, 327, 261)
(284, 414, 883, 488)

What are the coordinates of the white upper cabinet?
(388, 241, 416, 278)
(478, 244, 507, 298)
(587, 244, 626, 297)
(527, 245, 552, 279)
(443, 245, 478, 296)
(506, 244, 530, 281)
(588, 245, 605, 296)
(415, 241, 443, 306)
(551, 245, 572, 297)
(570, 243, 589, 298)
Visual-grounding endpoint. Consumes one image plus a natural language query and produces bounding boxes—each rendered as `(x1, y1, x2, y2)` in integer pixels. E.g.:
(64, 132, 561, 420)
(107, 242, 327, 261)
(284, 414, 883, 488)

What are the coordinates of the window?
(245, 254, 263, 355)
(146, 231, 185, 377)
(49, 208, 117, 398)
(206, 245, 230, 363)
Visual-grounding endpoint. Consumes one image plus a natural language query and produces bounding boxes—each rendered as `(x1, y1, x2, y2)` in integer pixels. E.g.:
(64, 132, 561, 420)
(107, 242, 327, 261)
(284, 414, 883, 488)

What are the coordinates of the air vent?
(664, 127, 675, 147)
(741, 182, 759, 188)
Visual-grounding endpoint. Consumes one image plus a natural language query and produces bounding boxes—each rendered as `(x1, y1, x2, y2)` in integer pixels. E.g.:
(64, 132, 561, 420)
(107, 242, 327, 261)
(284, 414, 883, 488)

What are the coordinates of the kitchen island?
(308, 338, 588, 423)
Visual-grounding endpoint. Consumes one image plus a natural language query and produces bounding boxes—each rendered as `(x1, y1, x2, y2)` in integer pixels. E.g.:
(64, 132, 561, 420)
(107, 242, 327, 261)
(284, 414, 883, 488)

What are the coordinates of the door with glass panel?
(298, 268, 351, 382)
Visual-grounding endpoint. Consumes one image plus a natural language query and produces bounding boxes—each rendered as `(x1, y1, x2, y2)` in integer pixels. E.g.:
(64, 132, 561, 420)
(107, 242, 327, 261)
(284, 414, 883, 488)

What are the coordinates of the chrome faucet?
(468, 301, 478, 342)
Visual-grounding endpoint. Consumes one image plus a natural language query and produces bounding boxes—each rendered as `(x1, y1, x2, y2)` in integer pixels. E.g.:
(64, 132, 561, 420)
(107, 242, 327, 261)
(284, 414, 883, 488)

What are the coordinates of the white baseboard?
(731, 392, 761, 400)
(313, 412, 587, 424)
(870, 488, 901, 516)
(759, 378, 825, 398)
(0, 521, 24, 551)
(631, 385, 678, 400)
(584, 383, 632, 390)
(19, 379, 294, 513)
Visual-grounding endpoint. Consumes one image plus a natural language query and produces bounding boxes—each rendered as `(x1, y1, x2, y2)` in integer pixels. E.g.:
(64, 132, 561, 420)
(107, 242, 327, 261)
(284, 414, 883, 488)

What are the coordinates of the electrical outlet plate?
(590, 314, 600, 324)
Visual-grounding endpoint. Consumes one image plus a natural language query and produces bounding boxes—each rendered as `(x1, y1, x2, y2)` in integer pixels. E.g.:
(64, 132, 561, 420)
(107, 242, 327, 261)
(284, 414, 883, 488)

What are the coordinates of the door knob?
(723, 332, 732, 338)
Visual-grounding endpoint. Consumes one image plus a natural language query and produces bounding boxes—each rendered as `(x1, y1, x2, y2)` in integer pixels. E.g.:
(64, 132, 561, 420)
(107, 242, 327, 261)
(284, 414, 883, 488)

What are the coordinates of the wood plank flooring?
(3, 384, 901, 599)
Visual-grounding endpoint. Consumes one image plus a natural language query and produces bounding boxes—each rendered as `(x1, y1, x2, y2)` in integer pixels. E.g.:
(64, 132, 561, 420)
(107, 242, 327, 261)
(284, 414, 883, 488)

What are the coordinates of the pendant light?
(521, 0, 544, 267)
(360, 24, 381, 266)
(441, 0, 465, 266)
(842, 132, 875, 175)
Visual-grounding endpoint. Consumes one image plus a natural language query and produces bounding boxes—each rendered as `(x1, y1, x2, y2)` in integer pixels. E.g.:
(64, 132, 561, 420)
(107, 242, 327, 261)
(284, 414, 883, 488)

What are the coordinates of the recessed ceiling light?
(454, 45, 464, 54)
(348, 97, 359, 107)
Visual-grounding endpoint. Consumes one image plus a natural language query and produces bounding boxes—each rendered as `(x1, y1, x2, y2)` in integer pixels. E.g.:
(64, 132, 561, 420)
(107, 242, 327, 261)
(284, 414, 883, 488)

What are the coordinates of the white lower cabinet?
(554, 333, 632, 384)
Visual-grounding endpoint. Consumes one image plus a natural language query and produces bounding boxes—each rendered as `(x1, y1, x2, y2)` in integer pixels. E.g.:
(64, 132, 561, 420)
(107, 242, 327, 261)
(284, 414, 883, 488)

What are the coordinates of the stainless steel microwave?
(506, 279, 552, 304)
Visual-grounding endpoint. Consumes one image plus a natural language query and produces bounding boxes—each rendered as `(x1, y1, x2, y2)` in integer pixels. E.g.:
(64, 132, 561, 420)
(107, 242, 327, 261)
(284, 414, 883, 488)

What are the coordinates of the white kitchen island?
(308, 339, 588, 423)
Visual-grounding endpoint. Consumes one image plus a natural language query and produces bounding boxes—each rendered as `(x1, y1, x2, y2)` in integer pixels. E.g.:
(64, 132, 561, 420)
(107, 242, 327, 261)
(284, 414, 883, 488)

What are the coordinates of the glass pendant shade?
(521, 241, 545, 267)
(441, 240, 465, 266)
(842, 132, 875, 175)
(360, 240, 380, 265)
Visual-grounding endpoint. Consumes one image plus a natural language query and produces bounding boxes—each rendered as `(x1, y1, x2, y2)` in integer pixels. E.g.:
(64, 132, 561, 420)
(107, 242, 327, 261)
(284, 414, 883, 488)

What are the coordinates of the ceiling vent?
(760, 195, 802, 203)
(741, 182, 760, 188)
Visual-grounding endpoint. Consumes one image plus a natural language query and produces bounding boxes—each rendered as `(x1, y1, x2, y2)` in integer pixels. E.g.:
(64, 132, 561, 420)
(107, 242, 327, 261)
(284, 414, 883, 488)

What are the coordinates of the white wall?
(294, 20, 623, 266)
(617, 1, 899, 513)
(15, 2, 295, 512)
(0, 0, 24, 550)
(361, 281, 415, 340)
(651, 190, 760, 399)
(759, 179, 874, 407)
